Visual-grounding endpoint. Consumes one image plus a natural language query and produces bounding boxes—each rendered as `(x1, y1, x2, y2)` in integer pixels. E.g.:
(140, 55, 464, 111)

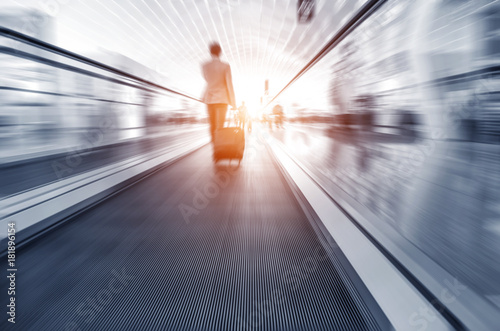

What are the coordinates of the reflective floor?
(1, 0, 500, 329)
(272, 123, 500, 301)
(0, 132, 389, 330)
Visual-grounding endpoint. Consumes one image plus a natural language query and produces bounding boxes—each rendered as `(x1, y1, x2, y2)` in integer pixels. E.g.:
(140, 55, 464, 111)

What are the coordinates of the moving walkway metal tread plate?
(1, 144, 387, 330)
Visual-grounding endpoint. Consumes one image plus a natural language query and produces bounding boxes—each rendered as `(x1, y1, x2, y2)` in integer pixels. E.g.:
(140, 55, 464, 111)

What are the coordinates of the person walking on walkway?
(201, 42, 236, 142)
(237, 101, 247, 130)
(273, 103, 284, 129)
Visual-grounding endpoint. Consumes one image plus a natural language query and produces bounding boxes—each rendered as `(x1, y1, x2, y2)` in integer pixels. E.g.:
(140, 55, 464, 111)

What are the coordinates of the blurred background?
(1, 0, 500, 322)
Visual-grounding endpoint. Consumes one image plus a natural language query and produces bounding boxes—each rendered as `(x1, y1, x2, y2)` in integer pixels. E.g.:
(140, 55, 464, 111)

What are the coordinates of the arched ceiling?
(1, 0, 368, 105)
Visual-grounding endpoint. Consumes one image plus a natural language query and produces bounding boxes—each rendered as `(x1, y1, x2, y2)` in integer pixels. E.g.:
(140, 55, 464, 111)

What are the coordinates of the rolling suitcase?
(213, 126, 245, 164)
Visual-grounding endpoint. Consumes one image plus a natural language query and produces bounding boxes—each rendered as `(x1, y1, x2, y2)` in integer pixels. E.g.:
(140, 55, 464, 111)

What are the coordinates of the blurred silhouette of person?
(273, 103, 284, 128)
(237, 101, 247, 129)
(247, 110, 253, 132)
(201, 42, 236, 142)
(264, 113, 273, 130)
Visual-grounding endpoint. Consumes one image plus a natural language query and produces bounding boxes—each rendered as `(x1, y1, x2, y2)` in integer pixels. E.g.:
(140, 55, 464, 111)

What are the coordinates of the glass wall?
(0, 27, 207, 198)
(276, 0, 500, 310)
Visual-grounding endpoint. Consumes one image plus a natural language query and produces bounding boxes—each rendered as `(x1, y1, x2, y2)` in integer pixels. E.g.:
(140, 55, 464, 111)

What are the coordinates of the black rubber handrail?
(0, 26, 202, 103)
(267, 0, 387, 107)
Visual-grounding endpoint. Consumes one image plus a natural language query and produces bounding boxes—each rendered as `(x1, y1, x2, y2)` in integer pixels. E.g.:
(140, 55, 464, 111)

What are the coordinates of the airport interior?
(1, 0, 500, 330)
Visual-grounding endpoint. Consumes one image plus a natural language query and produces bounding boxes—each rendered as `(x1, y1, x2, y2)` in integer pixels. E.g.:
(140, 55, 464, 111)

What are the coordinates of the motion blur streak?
(278, 0, 500, 305)
(1, 0, 500, 330)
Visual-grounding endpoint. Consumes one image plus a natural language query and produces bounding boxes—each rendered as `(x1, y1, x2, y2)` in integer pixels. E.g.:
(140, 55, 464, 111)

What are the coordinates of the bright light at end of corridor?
(233, 76, 264, 113)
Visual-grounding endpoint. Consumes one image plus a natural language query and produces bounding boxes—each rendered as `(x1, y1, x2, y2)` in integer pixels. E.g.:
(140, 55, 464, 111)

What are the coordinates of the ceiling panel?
(0, 0, 368, 106)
